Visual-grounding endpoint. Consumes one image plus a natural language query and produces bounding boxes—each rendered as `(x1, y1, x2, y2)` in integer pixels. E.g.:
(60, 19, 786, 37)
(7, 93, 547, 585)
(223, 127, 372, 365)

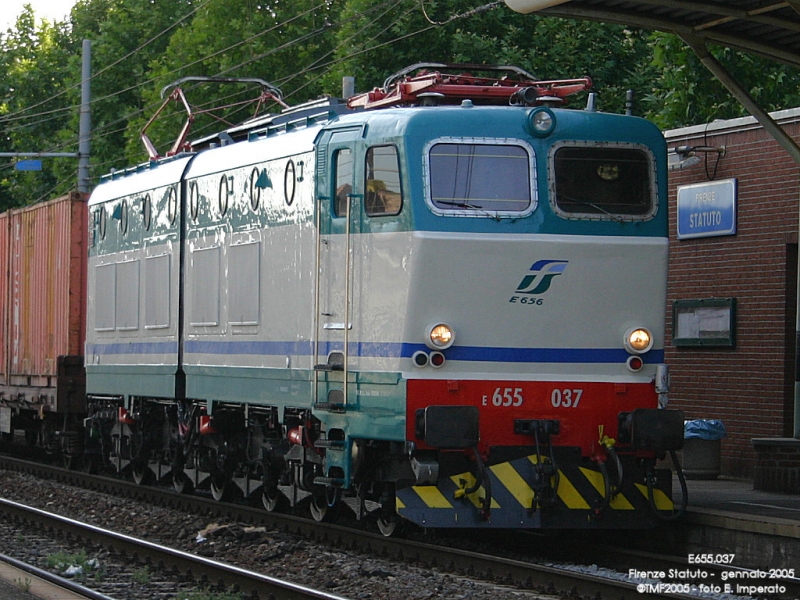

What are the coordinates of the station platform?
(655, 476, 800, 570)
(684, 477, 800, 522)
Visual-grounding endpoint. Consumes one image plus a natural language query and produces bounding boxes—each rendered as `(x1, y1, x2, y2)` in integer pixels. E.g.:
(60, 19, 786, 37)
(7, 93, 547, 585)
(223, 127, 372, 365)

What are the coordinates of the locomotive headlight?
(426, 323, 455, 350)
(624, 327, 654, 354)
(526, 107, 556, 137)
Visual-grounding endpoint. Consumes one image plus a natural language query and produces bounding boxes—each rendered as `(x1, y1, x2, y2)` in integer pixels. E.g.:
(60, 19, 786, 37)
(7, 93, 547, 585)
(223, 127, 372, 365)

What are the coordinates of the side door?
(313, 127, 364, 410)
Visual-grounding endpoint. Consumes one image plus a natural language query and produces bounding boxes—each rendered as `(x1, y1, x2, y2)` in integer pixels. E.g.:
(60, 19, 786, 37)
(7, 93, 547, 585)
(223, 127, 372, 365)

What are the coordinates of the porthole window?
(142, 194, 152, 230)
(249, 167, 261, 211)
(120, 200, 128, 234)
(219, 175, 229, 216)
(189, 182, 199, 222)
(98, 206, 107, 240)
(167, 186, 178, 224)
(284, 160, 296, 206)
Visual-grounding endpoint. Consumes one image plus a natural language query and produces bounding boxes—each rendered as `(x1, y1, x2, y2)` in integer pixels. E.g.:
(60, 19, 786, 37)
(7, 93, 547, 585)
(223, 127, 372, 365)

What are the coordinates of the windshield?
(427, 141, 534, 215)
(552, 145, 655, 219)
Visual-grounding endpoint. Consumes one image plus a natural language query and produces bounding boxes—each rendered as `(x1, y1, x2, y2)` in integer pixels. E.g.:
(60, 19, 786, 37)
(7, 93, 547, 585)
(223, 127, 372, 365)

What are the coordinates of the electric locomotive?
(82, 65, 685, 533)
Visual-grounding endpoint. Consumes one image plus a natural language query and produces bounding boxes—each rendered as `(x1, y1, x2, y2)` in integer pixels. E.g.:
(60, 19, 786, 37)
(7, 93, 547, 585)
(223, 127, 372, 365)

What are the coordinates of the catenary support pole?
(78, 39, 92, 194)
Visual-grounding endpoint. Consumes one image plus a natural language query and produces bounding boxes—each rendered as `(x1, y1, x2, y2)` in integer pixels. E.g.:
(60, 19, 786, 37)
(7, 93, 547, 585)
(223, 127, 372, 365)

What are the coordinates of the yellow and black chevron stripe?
(396, 453, 674, 528)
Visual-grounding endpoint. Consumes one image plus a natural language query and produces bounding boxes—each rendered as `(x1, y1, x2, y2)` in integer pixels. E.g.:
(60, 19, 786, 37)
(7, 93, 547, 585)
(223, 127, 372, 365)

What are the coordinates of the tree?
(134, 0, 341, 161)
(2, 0, 800, 209)
(645, 32, 800, 129)
(65, 0, 198, 174)
(0, 7, 73, 210)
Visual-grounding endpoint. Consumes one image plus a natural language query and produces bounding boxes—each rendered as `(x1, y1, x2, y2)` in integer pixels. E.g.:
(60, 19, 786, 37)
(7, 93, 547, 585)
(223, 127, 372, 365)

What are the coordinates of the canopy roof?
(506, 1, 800, 68)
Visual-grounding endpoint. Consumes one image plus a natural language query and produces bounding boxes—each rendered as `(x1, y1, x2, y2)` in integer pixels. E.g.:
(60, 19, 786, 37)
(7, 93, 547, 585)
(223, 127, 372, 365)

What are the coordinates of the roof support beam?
(679, 33, 800, 165)
(681, 33, 800, 439)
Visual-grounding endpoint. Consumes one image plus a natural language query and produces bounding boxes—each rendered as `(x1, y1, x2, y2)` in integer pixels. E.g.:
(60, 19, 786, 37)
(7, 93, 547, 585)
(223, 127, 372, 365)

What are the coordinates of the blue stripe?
(446, 346, 664, 364)
(89, 339, 663, 364)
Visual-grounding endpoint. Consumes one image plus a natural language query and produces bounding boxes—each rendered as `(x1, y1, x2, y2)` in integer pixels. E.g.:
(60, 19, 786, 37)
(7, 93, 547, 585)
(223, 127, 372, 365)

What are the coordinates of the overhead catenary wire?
(1, 0, 359, 140)
(0, 0, 218, 125)
(0, 0, 333, 130)
(0, 1, 433, 164)
(1, 0, 496, 181)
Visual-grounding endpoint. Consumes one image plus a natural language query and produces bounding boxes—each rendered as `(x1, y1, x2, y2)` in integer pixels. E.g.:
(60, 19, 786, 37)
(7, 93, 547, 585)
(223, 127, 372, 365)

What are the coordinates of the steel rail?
(0, 497, 351, 600)
(0, 454, 705, 600)
(0, 552, 114, 600)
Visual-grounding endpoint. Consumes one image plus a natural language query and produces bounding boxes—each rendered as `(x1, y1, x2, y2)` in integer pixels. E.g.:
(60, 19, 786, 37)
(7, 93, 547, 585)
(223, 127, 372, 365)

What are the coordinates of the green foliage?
(14, 577, 32, 592)
(1, 0, 800, 209)
(323, 1, 660, 115)
(132, 566, 151, 585)
(644, 31, 800, 128)
(0, 7, 73, 209)
(135, 0, 340, 161)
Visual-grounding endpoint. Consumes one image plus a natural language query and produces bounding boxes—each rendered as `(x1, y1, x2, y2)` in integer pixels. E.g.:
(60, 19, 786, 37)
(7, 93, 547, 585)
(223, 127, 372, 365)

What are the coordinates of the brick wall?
(752, 439, 800, 492)
(664, 114, 800, 478)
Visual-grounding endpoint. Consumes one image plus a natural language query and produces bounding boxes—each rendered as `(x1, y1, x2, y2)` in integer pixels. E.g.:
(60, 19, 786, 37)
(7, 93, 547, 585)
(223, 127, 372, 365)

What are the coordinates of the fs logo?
(510, 260, 568, 305)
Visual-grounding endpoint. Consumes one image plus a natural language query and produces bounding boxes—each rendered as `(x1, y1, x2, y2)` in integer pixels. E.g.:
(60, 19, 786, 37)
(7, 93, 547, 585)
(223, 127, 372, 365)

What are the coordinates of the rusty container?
(0, 211, 9, 388)
(7, 192, 88, 412)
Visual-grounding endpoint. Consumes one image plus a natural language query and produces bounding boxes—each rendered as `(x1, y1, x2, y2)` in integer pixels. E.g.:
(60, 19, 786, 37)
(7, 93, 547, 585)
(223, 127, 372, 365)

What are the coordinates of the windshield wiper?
(560, 195, 626, 223)
(437, 200, 484, 209)
(436, 200, 503, 221)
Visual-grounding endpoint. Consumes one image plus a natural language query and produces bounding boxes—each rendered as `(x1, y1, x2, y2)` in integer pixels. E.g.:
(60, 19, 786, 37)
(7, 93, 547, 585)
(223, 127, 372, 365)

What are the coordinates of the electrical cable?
(0, 0, 218, 125)
(2, 0, 494, 180)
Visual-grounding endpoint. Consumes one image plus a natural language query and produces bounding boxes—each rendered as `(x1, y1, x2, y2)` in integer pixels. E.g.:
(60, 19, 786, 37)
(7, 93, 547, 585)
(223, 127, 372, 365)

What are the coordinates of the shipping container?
(2, 192, 87, 414)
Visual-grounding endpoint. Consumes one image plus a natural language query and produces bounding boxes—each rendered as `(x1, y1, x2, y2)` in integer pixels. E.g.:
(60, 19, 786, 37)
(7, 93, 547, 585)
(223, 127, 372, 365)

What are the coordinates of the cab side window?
(365, 145, 402, 217)
(334, 148, 353, 218)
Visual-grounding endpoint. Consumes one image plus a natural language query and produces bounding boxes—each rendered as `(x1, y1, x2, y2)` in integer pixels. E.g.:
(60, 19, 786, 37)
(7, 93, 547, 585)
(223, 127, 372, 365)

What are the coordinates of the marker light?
(426, 323, 455, 350)
(412, 351, 429, 368)
(626, 355, 644, 372)
(527, 107, 556, 137)
(430, 352, 446, 368)
(624, 327, 654, 354)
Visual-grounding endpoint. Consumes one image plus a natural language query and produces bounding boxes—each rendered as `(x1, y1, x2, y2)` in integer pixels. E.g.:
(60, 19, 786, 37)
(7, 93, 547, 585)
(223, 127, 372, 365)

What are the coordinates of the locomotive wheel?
(132, 462, 151, 485)
(63, 452, 79, 471)
(262, 486, 286, 512)
(376, 513, 399, 537)
(210, 475, 229, 501)
(80, 455, 98, 475)
(173, 472, 193, 494)
(309, 494, 329, 522)
(62, 434, 84, 471)
(309, 487, 339, 522)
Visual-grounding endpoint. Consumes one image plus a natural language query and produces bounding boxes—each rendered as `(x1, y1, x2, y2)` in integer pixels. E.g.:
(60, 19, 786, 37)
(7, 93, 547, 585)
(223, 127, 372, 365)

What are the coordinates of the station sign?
(15, 159, 42, 171)
(676, 178, 737, 240)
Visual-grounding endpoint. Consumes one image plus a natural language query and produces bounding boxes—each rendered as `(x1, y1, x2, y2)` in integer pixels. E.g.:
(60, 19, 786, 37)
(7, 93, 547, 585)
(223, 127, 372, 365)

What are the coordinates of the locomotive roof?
(90, 154, 193, 206)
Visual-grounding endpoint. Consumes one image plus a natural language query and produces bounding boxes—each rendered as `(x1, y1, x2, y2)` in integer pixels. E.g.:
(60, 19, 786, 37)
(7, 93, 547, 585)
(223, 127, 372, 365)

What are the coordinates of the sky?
(1, 0, 76, 31)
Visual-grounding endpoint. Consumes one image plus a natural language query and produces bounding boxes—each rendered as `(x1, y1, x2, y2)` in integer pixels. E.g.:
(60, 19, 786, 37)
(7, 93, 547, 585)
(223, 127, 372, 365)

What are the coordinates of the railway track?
(2, 453, 785, 600)
(0, 552, 115, 600)
(0, 496, 351, 600)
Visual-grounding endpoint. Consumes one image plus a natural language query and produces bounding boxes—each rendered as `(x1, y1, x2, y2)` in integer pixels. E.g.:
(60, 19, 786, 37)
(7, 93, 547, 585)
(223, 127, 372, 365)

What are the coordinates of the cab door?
(313, 127, 364, 411)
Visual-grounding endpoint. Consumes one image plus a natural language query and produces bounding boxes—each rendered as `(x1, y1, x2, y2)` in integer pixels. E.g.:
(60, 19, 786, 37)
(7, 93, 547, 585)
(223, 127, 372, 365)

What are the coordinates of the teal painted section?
(86, 365, 177, 398)
(185, 365, 405, 426)
(317, 106, 668, 239)
(185, 363, 407, 485)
